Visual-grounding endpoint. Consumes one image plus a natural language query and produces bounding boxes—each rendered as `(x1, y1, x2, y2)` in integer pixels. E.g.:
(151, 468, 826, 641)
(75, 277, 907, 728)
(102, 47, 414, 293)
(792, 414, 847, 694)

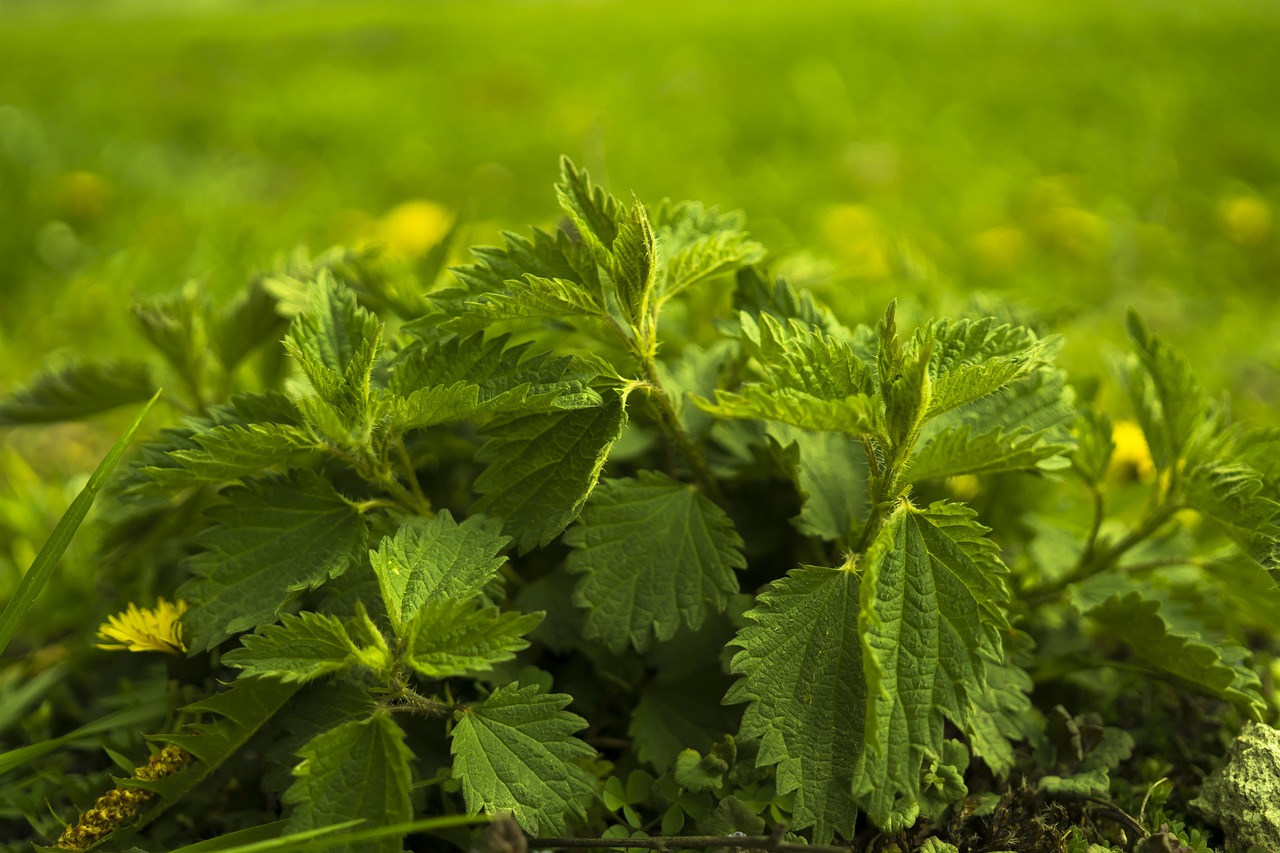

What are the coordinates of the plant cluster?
(0, 158, 1277, 852)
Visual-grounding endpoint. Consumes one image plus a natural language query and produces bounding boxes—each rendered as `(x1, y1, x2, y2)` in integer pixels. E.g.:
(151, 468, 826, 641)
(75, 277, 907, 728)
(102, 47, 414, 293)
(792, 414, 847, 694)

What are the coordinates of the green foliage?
(2, 158, 1275, 853)
(0, 357, 155, 425)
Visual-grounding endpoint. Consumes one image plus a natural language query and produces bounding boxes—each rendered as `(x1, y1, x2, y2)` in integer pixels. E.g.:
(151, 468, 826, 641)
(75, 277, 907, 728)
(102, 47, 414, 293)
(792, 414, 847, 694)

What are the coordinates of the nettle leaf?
(611, 195, 658, 325)
(222, 612, 363, 684)
(132, 284, 211, 381)
(726, 564, 866, 843)
(162, 423, 319, 485)
(450, 682, 597, 835)
(406, 598, 542, 679)
(284, 713, 413, 853)
(452, 274, 610, 333)
(919, 318, 1048, 419)
(564, 471, 746, 653)
(732, 267, 844, 337)
(0, 356, 155, 425)
(1083, 590, 1266, 719)
(906, 424, 1072, 482)
(283, 270, 384, 440)
(854, 502, 1009, 832)
(967, 629, 1040, 777)
(654, 202, 763, 301)
(766, 423, 870, 542)
(370, 511, 510, 638)
(179, 470, 368, 651)
(473, 391, 629, 553)
(451, 226, 601, 303)
(629, 676, 732, 771)
(699, 386, 877, 437)
(388, 333, 602, 430)
(556, 155, 621, 253)
(1184, 463, 1280, 578)
(1123, 311, 1218, 470)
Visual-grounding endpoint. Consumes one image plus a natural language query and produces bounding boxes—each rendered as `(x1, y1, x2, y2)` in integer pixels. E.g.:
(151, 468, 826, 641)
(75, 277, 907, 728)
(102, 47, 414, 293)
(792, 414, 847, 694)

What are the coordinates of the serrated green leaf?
(473, 391, 628, 553)
(854, 501, 1009, 832)
(767, 423, 869, 542)
(284, 713, 413, 853)
(556, 156, 621, 252)
(611, 195, 657, 325)
(967, 629, 1040, 777)
(132, 282, 211, 383)
(906, 423, 1072, 482)
(1070, 405, 1116, 485)
(661, 230, 763, 302)
(179, 471, 368, 652)
(451, 274, 609, 333)
(450, 682, 597, 835)
(628, 676, 730, 772)
(162, 423, 319, 485)
(406, 599, 542, 679)
(451, 226, 600, 302)
(564, 471, 746, 653)
(920, 318, 1047, 419)
(698, 386, 877, 438)
(731, 267, 843, 336)
(262, 681, 378, 794)
(387, 333, 603, 430)
(1183, 462, 1280, 578)
(725, 564, 866, 843)
(1123, 311, 1219, 470)
(222, 612, 362, 684)
(369, 511, 509, 638)
(1083, 590, 1266, 719)
(0, 356, 155, 425)
(282, 271, 383, 440)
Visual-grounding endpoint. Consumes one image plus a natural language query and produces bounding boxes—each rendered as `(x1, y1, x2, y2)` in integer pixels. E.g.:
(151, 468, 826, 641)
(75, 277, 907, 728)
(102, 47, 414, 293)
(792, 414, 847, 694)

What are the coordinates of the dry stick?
(526, 836, 850, 853)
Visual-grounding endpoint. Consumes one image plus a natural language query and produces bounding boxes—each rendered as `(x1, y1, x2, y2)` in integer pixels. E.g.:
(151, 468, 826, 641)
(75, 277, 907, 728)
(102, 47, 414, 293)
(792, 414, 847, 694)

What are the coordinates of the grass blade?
(0, 390, 161, 656)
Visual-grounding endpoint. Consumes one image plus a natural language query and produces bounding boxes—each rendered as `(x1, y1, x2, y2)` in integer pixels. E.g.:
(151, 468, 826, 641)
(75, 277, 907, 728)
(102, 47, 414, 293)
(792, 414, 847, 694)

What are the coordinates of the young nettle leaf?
(282, 270, 384, 444)
(406, 598, 543, 679)
(450, 273, 612, 334)
(611, 195, 658, 328)
(132, 283, 212, 391)
(854, 501, 1009, 832)
(473, 390, 629, 553)
(658, 223, 763, 302)
(732, 266, 844, 336)
(766, 423, 870, 543)
(450, 682, 597, 835)
(877, 304, 932, 451)
(387, 332, 603, 431)
(0, 356, 155, 425)
(451, 226, 601, 305)
(906, 423, 1072, 482)
(283, 713, 413, 853)
(212, 278, 286, 372)
(726, 563, 866, 844)
(1082, 590, 1267, 719)
(1183, 462, 1280, 580)
(369, 511, 509, 638)
(556, 155, 622, 253)
(222, 611, 379, 684)
(565, 471, 746, 653)
(966, 629, 1040, 778)
(161, 422, 319, 485)
(179, 470, 369, 651)
(919, 318, 1047, 419)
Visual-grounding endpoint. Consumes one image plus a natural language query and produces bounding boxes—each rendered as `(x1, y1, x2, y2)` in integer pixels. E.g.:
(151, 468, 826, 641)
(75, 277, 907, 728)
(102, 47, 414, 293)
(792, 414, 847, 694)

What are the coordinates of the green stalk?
(0, 390, 161, 657)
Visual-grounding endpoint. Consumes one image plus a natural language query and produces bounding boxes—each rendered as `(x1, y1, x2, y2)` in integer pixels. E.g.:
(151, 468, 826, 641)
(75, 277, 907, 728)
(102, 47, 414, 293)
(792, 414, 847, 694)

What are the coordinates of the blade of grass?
(149, 815, 485, 853)
(0, 389, 161, 657)
(0, 698, 163, 775)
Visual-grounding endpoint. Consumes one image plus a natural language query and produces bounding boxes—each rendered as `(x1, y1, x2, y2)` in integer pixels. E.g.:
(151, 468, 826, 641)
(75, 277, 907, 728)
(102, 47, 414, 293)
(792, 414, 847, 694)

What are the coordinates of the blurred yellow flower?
(54, 170, 111, 221)
(1218, 195, 1272, 246)
(374, 199, 453, 259)
(95, 598, 188, 655)
(946, 475, 981, 501)
(1108, 420, 1156, 483)
(1042, 207, 1108, 260)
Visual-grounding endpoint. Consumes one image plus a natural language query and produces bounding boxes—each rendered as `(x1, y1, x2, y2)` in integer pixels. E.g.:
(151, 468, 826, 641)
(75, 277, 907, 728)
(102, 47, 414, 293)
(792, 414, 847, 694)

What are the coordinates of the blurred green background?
(1, 0, 1278, 408)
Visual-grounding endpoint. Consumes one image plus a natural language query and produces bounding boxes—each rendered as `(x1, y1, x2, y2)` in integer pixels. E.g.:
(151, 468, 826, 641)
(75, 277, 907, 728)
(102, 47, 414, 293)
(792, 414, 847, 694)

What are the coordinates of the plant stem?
(394, 435, 430, 510)
(636, 356, 724, 503)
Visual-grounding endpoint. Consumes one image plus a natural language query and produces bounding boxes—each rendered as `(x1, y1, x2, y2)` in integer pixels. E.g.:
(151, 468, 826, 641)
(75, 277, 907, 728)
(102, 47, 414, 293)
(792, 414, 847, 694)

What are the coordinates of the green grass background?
(1, 0, 1278, 408)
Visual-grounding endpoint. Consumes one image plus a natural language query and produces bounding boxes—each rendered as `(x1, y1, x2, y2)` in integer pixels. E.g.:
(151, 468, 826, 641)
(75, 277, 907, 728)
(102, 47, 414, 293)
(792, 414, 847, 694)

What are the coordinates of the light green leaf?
(698, 386, 877, 438)
(451, 226, 601, 302)
(132, 283, 211, 382)
(473, 391, 629, 553)
(741, 311, 875, 401)
(906, 423, 1072, 482)
(450, 682, 597, 835)
(282, 271, 384, 439)
(212, 278, 286, 371)
(731, 266, 844, 337)
(611, 195, 657, 325)
(179, 471, 368, 652)
(369, 511, 510, 638)
(565, 471, 746, 653)
(1083, 590, 1266, 719)
(222, 612, 362, 684)
(556, 155, 621, 252)
(1184, 462, 1280, 579)
(284, 714, 413, 853)
(966, 629, 1040, 777)
(854, 501, 1009, 832)
(452, 274, 609, 333)
(725, 564, 866, 843)
(406, 598, 542, 679)
(661, 231, 763, 302)
(163, 423, 319, 484)
(0, 356, 155, 425)
(919, 317, 1048, 419)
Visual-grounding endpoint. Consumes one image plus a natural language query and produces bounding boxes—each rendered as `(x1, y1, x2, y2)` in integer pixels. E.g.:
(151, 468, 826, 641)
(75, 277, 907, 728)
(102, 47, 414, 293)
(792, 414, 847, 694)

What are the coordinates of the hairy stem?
(636, 356, 724, 503)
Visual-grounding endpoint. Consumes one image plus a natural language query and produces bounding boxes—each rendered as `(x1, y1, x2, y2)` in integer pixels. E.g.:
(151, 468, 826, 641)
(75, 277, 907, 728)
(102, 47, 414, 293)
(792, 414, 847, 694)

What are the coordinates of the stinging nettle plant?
(1, 156, 1277, 852)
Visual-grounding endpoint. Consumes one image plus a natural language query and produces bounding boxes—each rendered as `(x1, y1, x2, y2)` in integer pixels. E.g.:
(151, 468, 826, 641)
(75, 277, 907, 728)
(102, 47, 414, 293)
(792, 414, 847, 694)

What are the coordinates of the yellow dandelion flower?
(1108, 420, 1156, 483)
(95, 598, 188, 655)
(1219, 195, 1272, 246)
(375, 199, 453, 259)
(946, 475, 981, 501)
